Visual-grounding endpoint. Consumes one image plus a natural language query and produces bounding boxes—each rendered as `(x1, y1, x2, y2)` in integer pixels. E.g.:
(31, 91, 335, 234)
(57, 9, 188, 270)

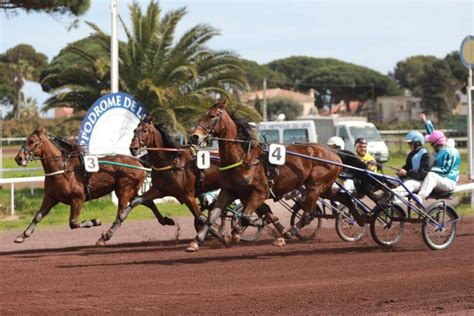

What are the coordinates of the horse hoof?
(185, 241, 199, 252)
(96, 238, 106, 246)
(161, 217, 175, 226)
(272, 237, 286, 247)
(14, 235, 25, 243)
(223, 234, 232, 248)
(283, 230, 293, 240)
(231, 233, 241, 244)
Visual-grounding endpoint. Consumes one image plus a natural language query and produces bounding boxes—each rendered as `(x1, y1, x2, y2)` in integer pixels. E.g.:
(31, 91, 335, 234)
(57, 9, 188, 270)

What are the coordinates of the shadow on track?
(56, 242, 428, 269)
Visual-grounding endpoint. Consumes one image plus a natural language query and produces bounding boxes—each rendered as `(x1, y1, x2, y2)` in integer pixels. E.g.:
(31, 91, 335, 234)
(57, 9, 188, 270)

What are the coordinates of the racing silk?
(431, 146, 460, 182)
(403, 147, 433, 181)
(411, 147, 427, 171)
(358, 152, 377, 172)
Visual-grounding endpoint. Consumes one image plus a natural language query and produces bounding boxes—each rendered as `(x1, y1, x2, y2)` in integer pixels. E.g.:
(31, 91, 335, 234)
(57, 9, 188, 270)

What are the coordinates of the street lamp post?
(111, 0, 119, 93)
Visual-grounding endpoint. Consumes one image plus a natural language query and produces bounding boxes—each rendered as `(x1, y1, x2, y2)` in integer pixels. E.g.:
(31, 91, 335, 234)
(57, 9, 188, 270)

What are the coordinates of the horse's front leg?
(186, 190, 235, 252)
(96, 186, 163, 245)
(143, 200, 175, 226)
(69, 198, 100, 229)
(14, 197, 58, 243)
(232, 191, 272, 242)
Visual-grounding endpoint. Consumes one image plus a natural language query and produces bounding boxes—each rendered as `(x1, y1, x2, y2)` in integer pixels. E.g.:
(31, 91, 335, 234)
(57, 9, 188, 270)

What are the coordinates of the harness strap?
(44, 170, 66, 177)
(98, 160, 151, 172)
(79, 154, 93, 202)
(219, 161, 243, 171)
(152, 165, 173, 171)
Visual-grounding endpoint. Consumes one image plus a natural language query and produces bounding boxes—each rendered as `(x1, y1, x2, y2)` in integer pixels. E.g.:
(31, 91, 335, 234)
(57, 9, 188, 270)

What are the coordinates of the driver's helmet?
(327, 136, 345, 150)
(354, 137, 367, 146)
(405, 130, 425, 145)
(425, 130, 447, 146)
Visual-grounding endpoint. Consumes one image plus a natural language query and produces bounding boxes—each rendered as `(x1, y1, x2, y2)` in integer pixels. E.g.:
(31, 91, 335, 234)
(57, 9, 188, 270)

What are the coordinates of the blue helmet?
(405, 130, 425, 145)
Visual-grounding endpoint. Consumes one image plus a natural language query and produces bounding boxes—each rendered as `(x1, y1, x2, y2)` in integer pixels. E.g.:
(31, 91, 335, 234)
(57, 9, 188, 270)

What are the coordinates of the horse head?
(189, 98, 230, 146)
(15, 128, 48, 166)
(130, 115, 155, 156)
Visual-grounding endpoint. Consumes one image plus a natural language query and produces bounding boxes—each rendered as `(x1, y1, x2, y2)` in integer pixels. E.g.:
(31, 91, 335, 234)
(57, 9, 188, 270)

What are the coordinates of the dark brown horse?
(127, 116, 224, 237)
(14, 128, 174, 244)
(187, 99, 343, 251)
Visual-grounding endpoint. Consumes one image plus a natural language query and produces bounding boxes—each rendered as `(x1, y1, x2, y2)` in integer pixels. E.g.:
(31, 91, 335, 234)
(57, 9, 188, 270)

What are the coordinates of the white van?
(336, 121, 389, 162)
(297, 116, 389, 162)
(256, 120, 318, 144)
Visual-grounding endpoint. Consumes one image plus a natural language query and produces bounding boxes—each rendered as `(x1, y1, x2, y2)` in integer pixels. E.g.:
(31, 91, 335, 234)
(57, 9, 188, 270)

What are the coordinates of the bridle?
(193, 107, 225, 146)
(19, 136, 42, 163)
(132, 124, 153, 151)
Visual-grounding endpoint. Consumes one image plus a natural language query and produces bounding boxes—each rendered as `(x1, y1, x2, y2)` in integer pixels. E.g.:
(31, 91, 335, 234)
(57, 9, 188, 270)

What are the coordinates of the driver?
(416, 120, 460, 204)
(392, 130, 434, 197)
(354, 137, 377, 172)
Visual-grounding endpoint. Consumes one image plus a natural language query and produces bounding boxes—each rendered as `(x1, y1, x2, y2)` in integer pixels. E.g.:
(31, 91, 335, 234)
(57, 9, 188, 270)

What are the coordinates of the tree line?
(0, 0, 468, 136)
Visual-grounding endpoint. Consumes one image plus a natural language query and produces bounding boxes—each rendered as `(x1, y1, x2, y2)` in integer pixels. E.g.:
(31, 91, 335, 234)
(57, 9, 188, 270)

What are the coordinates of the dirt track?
(0, 212, 473, 314)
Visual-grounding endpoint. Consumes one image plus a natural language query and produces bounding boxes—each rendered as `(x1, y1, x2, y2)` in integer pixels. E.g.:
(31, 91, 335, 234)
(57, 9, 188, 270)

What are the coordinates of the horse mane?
(39, 131, 84, 154)
(228, 112, 257, 142)
(153, 124, 179, 148)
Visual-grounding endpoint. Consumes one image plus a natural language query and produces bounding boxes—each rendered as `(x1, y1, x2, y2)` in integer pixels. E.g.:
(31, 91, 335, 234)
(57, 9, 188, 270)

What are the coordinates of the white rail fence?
(0, 176, 178, 217)
(0, 176, 45, 216)
(1, 176, 473, 217)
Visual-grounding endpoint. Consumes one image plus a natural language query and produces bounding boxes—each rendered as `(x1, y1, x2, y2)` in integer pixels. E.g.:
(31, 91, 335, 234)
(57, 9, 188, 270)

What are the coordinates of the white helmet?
(327, 136, 345, 150)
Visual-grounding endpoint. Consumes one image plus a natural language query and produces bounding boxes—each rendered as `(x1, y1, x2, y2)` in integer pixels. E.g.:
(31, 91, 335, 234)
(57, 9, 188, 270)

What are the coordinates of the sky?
(0, 0, 473, 114)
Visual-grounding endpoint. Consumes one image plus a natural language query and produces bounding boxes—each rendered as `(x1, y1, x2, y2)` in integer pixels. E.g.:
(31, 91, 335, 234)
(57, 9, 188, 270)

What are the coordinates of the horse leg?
(96, 186, 163, 245)
(14, 197, 58, 243)
(142, 200, 175, 226)
(286, 184, 323, 239)
(186, 190, 234, 252)
(68, 198, 100, 229)
(234, 192, 275, 241)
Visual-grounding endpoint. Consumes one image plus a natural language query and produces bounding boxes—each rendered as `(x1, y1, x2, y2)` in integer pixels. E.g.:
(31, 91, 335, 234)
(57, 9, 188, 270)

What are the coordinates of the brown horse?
(126, 116, 273, 246)
(14, 128, 174, 244)
(187, 99, 343, 251)
(126, 116, 226, 238)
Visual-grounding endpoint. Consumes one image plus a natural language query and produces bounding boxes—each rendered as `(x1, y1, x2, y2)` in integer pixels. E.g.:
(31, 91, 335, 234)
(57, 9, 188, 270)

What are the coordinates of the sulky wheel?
(230, 203, 264, 242)
(422, 203, 458, 250)
(370, 204, 406, 249)
(335, 204, 367, 242)
(290, 202, 322, 241)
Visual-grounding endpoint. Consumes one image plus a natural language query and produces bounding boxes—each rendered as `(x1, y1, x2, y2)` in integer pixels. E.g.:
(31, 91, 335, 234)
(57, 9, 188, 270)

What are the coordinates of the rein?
(44, 170, 66, 177)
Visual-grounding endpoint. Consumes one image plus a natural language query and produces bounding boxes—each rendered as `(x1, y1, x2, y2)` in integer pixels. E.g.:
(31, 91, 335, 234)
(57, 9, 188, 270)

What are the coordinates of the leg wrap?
(208, 225, 227, 244)
(80, 219, 102, 228)
(197, 208, 222, 243)
(24, 224, 36, 237)
(242, 213, 264, 226)
(129, 197, 143, 208)
(207, 208, 222, 225)
(119, 206, 133, 221)
(196, 226, 209, 243)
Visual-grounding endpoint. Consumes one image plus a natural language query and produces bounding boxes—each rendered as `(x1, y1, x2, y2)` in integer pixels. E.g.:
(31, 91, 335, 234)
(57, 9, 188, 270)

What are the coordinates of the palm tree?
(40, 35, 111, 114)
(41, 1, 259, 133)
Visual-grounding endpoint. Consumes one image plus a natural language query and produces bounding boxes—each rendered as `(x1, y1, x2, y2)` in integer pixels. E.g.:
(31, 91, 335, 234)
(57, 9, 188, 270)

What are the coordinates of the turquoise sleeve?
(424, 120, 434, 134)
